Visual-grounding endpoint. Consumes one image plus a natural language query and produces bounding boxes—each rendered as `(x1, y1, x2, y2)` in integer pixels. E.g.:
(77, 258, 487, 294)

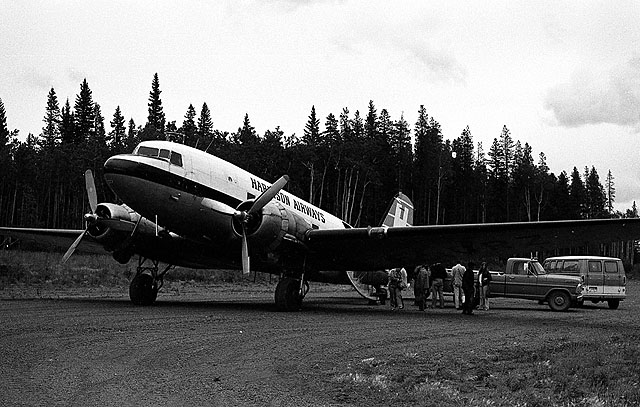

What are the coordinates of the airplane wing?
(0, 227, 106, 254)
(304, 218, 640, 270)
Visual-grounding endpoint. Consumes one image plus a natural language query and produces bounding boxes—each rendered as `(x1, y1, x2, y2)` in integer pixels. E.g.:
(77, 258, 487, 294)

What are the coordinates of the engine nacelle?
(87, 203, 133, 250)
(232, 201, 311, 253)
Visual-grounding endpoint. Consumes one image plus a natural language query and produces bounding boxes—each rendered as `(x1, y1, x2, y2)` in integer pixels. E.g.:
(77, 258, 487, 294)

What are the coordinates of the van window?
(159, 149, 171, 159)
(604, 261, 618, 273)
(562, 260, 580, 273)
(547, 260, 557, 272)
(588, 261, 602, 273)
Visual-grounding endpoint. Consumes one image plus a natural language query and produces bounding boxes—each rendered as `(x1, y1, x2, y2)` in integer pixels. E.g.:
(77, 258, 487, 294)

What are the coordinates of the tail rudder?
(381, 192, 413, 227)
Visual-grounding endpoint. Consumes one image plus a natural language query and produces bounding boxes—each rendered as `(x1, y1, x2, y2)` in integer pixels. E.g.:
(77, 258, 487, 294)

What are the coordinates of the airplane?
(2, 139, 640, 311)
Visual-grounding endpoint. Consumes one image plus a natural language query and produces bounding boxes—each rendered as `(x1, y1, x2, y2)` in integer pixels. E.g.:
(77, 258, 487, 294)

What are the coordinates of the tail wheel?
(547, 291, 571, 312)
(129, 273, 158, 305)
(275, 277, 304, 312)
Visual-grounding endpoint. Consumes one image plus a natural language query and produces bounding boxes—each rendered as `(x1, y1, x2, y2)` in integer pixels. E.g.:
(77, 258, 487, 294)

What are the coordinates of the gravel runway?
(2, 282, 639, 406)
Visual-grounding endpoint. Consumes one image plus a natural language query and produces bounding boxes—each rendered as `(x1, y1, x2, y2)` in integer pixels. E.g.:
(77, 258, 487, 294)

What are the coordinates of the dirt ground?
(1, 281, 639, 407)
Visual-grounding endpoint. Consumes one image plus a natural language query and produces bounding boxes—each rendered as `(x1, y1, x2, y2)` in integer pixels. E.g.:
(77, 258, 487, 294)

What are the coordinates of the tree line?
(0, 73, 637, 231)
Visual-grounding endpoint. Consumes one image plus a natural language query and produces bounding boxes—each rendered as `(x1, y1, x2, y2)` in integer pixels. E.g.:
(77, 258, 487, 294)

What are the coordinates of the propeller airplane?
(2, 139, 640, 311)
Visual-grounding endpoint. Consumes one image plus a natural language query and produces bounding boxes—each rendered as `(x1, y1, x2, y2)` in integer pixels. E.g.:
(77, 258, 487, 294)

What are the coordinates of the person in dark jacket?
(478, 262, 492, 310)
(430, 262, 447, 308)
(413, 264, 430, 311)
(462, 261, 475, 315)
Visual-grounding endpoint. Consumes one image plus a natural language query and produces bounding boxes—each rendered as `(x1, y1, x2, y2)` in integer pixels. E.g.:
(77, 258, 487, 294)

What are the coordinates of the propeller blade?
(241, 224, 250, 275)
(85, 170, 98, 213)
(61, 230, 87, 264)
(249, 175, 289, 214)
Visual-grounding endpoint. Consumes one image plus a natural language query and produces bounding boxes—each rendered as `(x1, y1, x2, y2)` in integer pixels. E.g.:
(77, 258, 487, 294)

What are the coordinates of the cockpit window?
(170, 152, 183, 167)
(135, 145, 183, 167)
(138, 146, 159, 157)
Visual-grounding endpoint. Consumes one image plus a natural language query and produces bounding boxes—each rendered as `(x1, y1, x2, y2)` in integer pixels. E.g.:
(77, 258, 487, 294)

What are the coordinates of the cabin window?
(589, 261, 602, 273)
(159, 149, 171, 159)
(604, 261, 618, 273)
(170, 152, 183, 167)
(562, 260, 580, 273)
(138, 146, 159, 157)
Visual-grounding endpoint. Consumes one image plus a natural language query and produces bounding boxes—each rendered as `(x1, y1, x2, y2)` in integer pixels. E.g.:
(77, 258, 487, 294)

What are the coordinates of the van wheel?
(608, 299, 620, 310)
(548, 291, 571, 312)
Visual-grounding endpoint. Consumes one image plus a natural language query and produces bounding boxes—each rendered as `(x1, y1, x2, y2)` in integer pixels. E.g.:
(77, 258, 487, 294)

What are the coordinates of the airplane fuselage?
(103, 140, 348, 272)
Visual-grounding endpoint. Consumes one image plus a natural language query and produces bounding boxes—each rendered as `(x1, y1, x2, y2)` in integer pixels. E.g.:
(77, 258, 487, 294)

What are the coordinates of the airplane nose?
(104, 155, 139, 175)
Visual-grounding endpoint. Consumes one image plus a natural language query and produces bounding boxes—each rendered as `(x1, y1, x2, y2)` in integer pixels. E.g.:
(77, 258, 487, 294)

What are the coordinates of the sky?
(2, 0, 640, 211)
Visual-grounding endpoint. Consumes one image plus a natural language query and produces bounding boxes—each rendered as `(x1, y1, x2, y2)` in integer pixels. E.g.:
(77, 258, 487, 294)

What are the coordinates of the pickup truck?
(486, 258, 583, 312)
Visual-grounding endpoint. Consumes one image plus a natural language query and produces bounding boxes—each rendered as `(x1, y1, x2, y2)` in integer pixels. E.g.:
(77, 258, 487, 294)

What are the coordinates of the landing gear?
(129, 257, 174, 306)
(275, 276, 308, 311)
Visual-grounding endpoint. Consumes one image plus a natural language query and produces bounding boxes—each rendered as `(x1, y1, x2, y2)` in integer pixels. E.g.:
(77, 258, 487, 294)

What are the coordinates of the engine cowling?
(232, 201, 311, 253)
(87, 203, 133, 250)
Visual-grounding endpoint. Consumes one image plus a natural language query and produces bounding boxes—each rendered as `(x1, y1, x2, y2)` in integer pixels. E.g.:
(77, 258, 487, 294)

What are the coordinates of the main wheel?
(547, 291, 571, 312)
(608, 299, 620, 310)
(129, 273, 158, 305)
(275, 277, 303, 311)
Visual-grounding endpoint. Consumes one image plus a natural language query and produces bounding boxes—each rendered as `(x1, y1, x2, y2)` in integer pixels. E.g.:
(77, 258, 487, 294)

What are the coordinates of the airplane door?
(587, 260, 604, 296)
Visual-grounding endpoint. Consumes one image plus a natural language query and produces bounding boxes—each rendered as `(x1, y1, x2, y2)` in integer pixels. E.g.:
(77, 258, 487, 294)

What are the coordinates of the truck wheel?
(548, 291, 571, 312)
(607, 299, 620, 310)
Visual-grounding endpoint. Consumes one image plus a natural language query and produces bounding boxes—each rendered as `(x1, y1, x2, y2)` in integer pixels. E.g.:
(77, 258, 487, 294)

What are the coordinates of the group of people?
(386, 260, 492, 314)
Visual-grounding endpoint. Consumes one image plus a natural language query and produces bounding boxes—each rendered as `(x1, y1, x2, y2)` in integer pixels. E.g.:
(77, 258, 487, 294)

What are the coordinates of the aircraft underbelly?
(106, 174, 235, 240)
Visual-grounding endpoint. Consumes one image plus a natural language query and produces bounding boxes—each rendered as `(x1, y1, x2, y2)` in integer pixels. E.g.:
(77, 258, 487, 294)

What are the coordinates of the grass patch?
(329, 337, 640, 407)
(0, 250, 278, 289)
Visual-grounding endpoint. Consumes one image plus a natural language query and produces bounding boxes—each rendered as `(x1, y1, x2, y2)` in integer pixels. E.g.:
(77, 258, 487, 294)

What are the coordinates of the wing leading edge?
(304, 218, 640, 270)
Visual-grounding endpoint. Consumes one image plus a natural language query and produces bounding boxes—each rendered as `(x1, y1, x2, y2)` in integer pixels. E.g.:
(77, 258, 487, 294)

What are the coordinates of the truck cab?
(490, 258, 583, 312)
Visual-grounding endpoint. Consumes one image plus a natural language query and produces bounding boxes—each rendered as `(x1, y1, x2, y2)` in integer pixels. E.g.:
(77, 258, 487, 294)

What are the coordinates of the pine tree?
(197, 102, 213, 150)
(585, 166, 606, 219)
(147, 73, 165, 133)
(569, 167, 586, 219)
(93, 103, 107, 147)
(605, 170, 615, 215)
(59, 99, 75, 145)
(303, 105, 320, 145)
(181, 104, 197, 147)
(302, 106, 320, 203)
(41, 88, 60, 149)
(74, 79, 95, 143)
(109, 106, 126, 151)
(0, 97, 8, 150)
(237, 113, 258, 145)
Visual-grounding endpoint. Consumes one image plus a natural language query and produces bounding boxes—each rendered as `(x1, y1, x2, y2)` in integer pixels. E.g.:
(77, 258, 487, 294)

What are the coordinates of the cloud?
(545, 58, 640, 128)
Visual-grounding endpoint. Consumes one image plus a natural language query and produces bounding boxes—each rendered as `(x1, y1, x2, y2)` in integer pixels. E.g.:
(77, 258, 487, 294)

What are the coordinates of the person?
(430, 262, 446, 308)
(478, 262, 492, 311)
(462, 261, 475, 315)
(387, 267, 406, 310)
(413, 264, 431, 311)
(451, 260, 466, 310)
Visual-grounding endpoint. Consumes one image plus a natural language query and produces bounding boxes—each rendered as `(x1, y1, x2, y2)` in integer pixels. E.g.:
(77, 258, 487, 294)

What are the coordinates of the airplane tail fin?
(380, 192, 414, 227)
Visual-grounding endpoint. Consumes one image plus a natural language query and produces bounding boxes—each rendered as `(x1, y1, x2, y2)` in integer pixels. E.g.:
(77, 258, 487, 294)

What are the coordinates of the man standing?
(430, 262, 447, 308)
(462, 262, 476, 315)
(413, 264, 430, 311)
(451, 260, 466, 310)
(388, 267, 405, 310)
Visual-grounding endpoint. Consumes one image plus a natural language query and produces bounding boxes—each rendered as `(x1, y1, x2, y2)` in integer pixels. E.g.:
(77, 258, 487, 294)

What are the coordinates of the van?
(542, 256, 626, 309)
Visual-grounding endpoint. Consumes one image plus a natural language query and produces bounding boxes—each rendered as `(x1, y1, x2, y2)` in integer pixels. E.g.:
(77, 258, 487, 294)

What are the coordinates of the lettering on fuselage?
(293, 199, 326, 223)
(250, 177, 325, 224)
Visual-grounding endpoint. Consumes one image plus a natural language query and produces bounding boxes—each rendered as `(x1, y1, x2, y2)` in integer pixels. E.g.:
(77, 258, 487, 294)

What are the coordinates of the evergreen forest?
(0, 74, 637, 231)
